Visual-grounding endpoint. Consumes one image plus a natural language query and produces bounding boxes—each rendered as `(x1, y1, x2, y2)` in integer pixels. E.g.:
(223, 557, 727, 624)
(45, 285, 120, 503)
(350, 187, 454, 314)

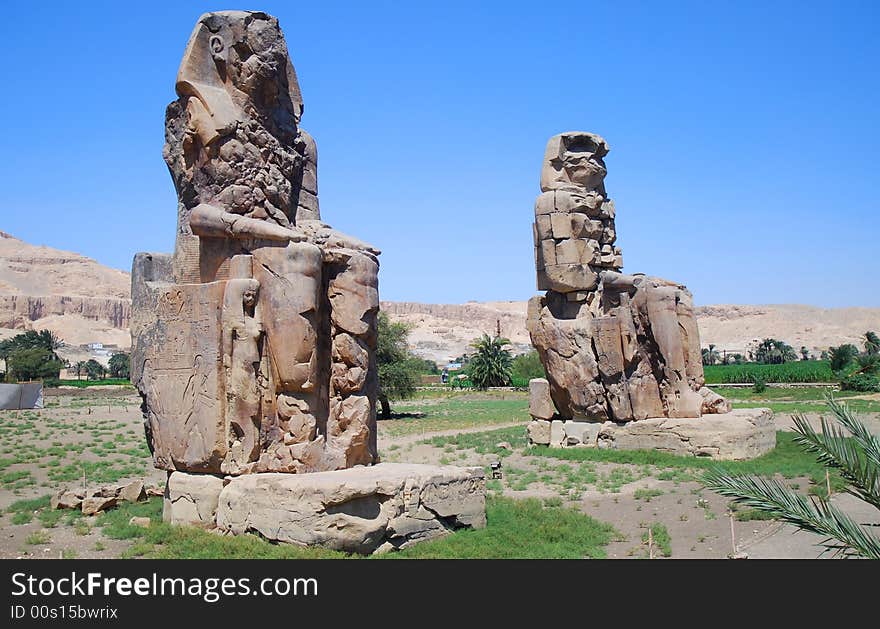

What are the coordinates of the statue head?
(175, 11, 303, 134)
(540, 132, 609, 192)
(242, 285, 259, 310)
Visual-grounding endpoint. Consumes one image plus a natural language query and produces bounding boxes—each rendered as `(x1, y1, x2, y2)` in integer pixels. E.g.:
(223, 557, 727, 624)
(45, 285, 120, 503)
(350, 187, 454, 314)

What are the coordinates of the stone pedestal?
(527, 408, 775, 460)
(164, 463, 486, 554)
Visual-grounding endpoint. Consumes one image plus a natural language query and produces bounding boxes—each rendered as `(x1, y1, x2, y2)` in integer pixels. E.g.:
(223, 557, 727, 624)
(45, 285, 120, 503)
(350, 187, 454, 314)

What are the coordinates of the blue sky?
(1, 1, 877, 307)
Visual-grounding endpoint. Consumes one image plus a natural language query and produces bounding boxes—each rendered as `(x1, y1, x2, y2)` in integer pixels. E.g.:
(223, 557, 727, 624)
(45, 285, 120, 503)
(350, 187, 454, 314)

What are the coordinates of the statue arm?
(190, 204, 306, 242)
(297, 219, 381, 256)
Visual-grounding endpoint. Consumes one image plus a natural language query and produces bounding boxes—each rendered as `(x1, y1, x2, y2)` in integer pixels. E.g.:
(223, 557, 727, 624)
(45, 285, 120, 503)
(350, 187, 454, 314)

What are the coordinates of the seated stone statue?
(528, 132, 729, 423)
(132, 11, 379, 475)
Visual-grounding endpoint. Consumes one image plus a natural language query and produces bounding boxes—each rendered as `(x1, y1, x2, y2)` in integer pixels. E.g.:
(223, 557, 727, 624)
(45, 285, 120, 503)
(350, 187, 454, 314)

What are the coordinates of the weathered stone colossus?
(131, 11, 380, 475)
(527, 132, 731, 425)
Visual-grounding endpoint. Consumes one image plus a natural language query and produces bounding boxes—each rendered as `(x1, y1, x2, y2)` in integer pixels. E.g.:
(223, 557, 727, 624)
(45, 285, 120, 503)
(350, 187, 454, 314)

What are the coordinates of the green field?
(53, 379, 132, 388)
(703, 360, 834, 384)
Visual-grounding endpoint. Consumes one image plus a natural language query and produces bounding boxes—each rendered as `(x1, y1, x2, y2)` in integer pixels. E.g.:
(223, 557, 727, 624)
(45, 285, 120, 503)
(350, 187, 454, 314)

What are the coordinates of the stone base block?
(527, 418, 601, 447)
(164, 464, 486, 554)
(528, 408, 775, 460)
(163, 472, 224, 527)
(597, 408, 775, 460)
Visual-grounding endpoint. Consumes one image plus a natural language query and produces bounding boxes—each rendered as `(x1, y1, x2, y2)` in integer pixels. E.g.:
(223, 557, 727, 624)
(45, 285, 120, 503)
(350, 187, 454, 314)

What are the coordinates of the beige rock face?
(132, 11, 380, 475)
(527, 132, 728, 423)
(215, 464, 486, 554)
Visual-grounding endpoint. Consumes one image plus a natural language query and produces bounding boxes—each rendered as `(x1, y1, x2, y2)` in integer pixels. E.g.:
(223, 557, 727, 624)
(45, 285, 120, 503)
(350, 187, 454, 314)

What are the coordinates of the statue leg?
(324, 249, 379, 469)
(250, 241, 327, 472)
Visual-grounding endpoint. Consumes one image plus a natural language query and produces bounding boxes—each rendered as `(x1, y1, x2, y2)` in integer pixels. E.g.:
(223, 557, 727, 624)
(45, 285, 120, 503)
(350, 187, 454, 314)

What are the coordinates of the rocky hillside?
(0, 231, 131, 349)
(382, 301, 880, 365)
(2, 232, 878, 366)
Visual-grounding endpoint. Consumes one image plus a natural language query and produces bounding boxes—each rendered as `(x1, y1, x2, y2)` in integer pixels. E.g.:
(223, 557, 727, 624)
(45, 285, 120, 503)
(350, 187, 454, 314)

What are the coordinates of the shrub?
(752, 376, 767, 393)
(840, 373, 880, 393)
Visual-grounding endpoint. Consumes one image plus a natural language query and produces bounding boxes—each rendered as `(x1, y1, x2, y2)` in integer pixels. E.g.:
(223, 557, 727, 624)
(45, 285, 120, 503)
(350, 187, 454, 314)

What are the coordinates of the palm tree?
(865, 331, 880, 356)
(73, 361, 87, 380)
(467, 334, 513, 389)
(703, 396, 880, 558)
(701, 345, 720, 366)
(828, 344, 859, 373)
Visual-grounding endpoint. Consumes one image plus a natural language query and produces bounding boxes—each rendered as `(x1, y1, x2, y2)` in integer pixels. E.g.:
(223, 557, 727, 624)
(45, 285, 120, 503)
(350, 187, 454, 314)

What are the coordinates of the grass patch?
(382, 394, 529, 438)
(118, 496, 617, 559)
(7, 495, 51, 513)
(642, 523, 672, 557)
(11, 511, 33, 525)
(422, 425, 527, 457)
(388, 497, 617, 559)
(633, 488, 664, 502)
(25, 530, 51, 545)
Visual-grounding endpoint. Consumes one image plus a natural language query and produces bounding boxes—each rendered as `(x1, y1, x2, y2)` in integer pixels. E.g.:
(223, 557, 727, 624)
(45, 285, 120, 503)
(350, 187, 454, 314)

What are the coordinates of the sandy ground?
(0, 388, 877, 559)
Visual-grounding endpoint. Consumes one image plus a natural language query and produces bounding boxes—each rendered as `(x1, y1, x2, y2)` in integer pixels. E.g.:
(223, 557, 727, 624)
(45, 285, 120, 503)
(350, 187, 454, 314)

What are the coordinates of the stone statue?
(132, 11, 380, 475)
(527, 132, 731, 432)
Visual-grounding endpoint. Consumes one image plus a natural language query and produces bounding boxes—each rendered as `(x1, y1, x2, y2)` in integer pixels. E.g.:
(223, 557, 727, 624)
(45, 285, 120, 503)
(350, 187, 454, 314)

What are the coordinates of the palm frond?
(789, 397, 880, 510)
(702, 469, 880, 558)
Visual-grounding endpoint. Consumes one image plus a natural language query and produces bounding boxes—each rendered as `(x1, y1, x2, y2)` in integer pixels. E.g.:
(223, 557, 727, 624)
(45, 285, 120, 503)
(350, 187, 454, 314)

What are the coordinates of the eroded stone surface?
(216, 463, 486, 554)
(528, 378, 555, 420)
(528, 132, 729, 424)
(597, 408, 776, 460)
(132, 11, 380, 475)
(163, 472, 224, 527)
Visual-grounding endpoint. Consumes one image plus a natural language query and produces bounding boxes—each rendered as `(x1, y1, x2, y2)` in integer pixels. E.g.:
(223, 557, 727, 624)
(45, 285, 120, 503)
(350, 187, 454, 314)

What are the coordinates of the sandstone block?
(119, 480, 146, 503)
(50, 490, 84, 511)
(550, 420, 565, 447)
(563, 421, 601, 447)
(82, 496, 116, 516)
(216, 464, 486, 554)
(528, 378, 555, 420)
(527, 419, 551, 445)
(163, 472, 224, 527)
(597, 408, 775, 460)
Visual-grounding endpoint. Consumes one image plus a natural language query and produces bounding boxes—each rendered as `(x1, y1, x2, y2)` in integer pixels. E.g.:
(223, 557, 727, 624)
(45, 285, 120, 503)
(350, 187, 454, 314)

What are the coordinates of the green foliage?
(642, 522, 672, 557)
(751, 376, 767, 393)
(376, 312, 419, 409)
(702, 397, 880, 558)
(633, 488, 664, 502)
(864, 331, 880, 355)
(467, 334, 513, 389)
(386, 397, 528, 438)
(840, 373, 880, 392)
(108, 352, 130, 379)
(0, 330, 61, 359)
(389, 497, 618, 559)
(702, 360, 834, 384)
(828, 344, 859, 372)
(701, 345, 720, 366)
(529, 430, 845, 494)
(7, 495, 51, 513)
(11, 511, 33, 525)
(510, 350, 545, 382)
(54, 378, 131, 388)
(84, 359, 106, 380)
(752, 338, 798, 364)
(6, 347, 63, 382)
(25, 530, 51, 546)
